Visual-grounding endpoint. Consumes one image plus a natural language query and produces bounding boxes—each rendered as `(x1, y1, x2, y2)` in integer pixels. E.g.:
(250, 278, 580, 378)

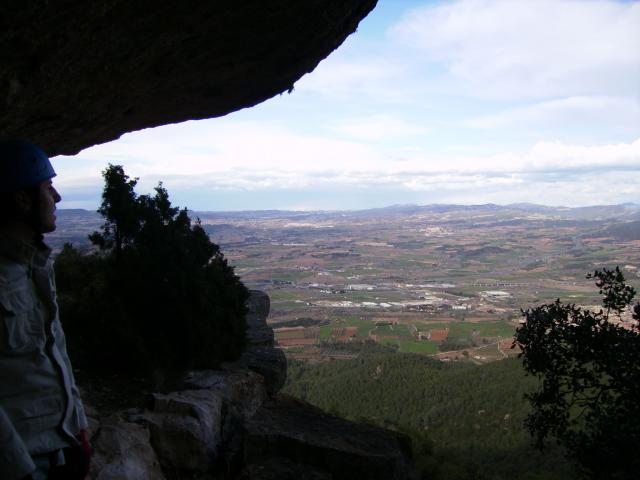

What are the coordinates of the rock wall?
(86, 290, 416, 479)
(1, 1, 377, 156)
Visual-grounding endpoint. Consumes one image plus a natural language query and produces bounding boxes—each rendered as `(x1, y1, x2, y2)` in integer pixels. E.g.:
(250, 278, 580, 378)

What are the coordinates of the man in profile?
(0, 140, 91, 480)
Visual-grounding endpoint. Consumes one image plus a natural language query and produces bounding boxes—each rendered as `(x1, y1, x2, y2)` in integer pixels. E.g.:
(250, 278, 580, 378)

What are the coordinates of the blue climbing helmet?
(0, 140, 56, 193)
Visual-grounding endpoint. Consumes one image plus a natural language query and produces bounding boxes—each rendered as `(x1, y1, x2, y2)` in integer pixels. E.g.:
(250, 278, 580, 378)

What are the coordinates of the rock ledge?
(87, 290, 416, 479)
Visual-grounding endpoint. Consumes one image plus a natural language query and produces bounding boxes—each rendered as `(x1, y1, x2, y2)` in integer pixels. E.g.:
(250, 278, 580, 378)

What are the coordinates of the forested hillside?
(284, 351, 578, 480)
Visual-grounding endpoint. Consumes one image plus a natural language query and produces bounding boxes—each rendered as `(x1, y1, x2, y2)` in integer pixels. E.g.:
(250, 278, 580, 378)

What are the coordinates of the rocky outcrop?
(243, 395, 418, 480)
(238, 458, 332, 480)
(145, 390, 224, 473)
(89, 290, 277, 479)
(90, 413, 165, 480)
(1, 1, 377, 156)
(243, 291, 273, 347)
(87, 290, 417, 479)
(228, 290, 287, 395)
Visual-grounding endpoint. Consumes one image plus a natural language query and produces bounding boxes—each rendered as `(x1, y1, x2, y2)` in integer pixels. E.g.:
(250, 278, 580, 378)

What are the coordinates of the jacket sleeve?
(50, 267, 89, 433)
(53, 318, 89, 432)
(0, 406, 35, 480)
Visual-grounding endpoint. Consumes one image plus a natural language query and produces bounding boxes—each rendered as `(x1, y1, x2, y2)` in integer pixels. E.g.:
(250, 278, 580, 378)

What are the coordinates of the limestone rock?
(232, 345, 287, 396)
(245, 290, 274, 347)
(244, 395, 418, 480)
(80, 394, 101, 440)
(238, 458, 332, 480)
(1, 1, 377, 156)
(246, 290, 270, 321)
(144, 390, 223, 472)
(90, 413, 165, 480)
(227, 290, 287, 395)
(81, 288, 418, 479)
(181, 369, 267, 420)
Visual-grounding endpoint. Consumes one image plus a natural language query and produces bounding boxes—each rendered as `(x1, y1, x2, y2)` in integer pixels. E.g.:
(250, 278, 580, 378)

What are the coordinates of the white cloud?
(52, 1, 639, 210)
(56, 118, 640, 203)
(295, 59, 399, 99)
(293, 49, 418, 103)
(525, 138, 640, 172)
(53, 119, 389, 193)
(425, 170, 640, 207)
(390, 0, 640, 99)
(465, 96, 640, 130)
(391, 137, 640, 174)
(330, 114, 429, 141)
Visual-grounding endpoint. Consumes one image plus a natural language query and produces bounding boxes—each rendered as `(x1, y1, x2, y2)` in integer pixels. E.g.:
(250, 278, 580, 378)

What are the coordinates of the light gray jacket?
(0, 236, 88, 480)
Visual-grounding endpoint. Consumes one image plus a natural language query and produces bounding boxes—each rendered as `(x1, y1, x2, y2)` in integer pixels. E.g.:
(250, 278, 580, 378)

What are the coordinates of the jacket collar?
(0, 234, 51, 268)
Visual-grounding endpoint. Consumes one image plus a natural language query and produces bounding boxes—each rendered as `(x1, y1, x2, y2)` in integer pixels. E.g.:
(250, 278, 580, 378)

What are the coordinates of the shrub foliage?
(284, 351, 576, 480)
(515, 267, 640, 479)
(56, 164, 248, 378)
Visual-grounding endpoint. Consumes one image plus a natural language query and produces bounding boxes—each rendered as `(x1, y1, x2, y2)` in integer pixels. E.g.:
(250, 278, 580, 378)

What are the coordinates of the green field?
(317, 318, 519, 349)
(268, 300, 306, 310)
(370, 324, 395, 335)
(274, 329, 307, 339)
(319, 325, 331, 339)
(269, 290, 301, 301)
(472, 342, 508, 361)
(397, 339, 439, 354)
(415, 320, 516, 338)
(328, 316, 374, 337)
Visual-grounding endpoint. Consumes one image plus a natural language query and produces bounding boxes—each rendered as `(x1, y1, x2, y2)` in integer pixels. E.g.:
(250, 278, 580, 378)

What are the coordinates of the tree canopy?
(284, 346, 576, 480)
(56, 164, 248, 380)
(515, 267, 640, 480)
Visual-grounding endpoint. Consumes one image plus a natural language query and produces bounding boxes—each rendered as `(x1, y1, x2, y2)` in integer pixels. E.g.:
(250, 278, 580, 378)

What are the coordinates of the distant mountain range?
(59, 202, 640, 222)
(52, 202, 640, 252)
(602, 220, 640, 241)
(197, 202, 640, 223)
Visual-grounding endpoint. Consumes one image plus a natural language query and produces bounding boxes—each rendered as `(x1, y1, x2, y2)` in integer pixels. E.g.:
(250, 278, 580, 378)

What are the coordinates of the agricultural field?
(54, 203, 640, 364)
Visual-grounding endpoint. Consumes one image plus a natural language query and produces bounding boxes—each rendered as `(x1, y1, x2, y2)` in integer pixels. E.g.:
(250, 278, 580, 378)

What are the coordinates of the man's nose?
(53, 187, 61, 203)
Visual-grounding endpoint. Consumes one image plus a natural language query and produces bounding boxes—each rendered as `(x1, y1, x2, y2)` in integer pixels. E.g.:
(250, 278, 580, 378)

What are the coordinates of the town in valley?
(53, 203, 640, 364)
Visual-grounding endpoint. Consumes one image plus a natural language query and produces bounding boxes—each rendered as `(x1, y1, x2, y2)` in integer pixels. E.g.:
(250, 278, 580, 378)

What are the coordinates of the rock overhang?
(1, 0, 377, 156)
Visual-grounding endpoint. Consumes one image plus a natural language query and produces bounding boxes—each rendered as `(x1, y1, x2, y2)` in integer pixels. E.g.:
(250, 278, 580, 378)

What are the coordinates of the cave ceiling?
(1, 0, 377, 156)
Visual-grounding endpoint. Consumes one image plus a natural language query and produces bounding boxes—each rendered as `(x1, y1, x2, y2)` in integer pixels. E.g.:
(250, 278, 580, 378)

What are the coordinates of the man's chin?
(40, 223, 57, 234)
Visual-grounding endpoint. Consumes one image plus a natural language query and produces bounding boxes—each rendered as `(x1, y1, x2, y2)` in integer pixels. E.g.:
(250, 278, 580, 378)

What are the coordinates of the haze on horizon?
(54, 0, 640, 212)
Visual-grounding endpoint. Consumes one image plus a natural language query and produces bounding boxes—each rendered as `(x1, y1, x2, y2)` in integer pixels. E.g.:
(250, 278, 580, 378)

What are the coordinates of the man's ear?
(14, 189, 33, 215)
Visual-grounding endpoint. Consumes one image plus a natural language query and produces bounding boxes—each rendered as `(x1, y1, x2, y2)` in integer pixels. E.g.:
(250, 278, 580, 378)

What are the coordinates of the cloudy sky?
(55, 0, 640, 211)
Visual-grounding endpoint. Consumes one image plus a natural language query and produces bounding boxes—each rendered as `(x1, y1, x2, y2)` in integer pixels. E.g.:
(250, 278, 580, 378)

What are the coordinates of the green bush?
(516, 267, 640, 479)
(56, 165, 248, 379)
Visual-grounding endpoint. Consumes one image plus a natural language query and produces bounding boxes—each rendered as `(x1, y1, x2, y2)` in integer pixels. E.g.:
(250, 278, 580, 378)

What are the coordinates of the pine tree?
(58, 164, 249, 379)
(516, 267, 640, 479)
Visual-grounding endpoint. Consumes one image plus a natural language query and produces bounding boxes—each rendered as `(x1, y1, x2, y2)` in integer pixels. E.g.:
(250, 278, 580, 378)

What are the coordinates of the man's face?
(37, 179, 61, 233)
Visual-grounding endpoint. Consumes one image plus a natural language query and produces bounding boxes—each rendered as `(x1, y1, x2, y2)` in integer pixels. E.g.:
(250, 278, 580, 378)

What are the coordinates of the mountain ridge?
(59, 202, 640, 220)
